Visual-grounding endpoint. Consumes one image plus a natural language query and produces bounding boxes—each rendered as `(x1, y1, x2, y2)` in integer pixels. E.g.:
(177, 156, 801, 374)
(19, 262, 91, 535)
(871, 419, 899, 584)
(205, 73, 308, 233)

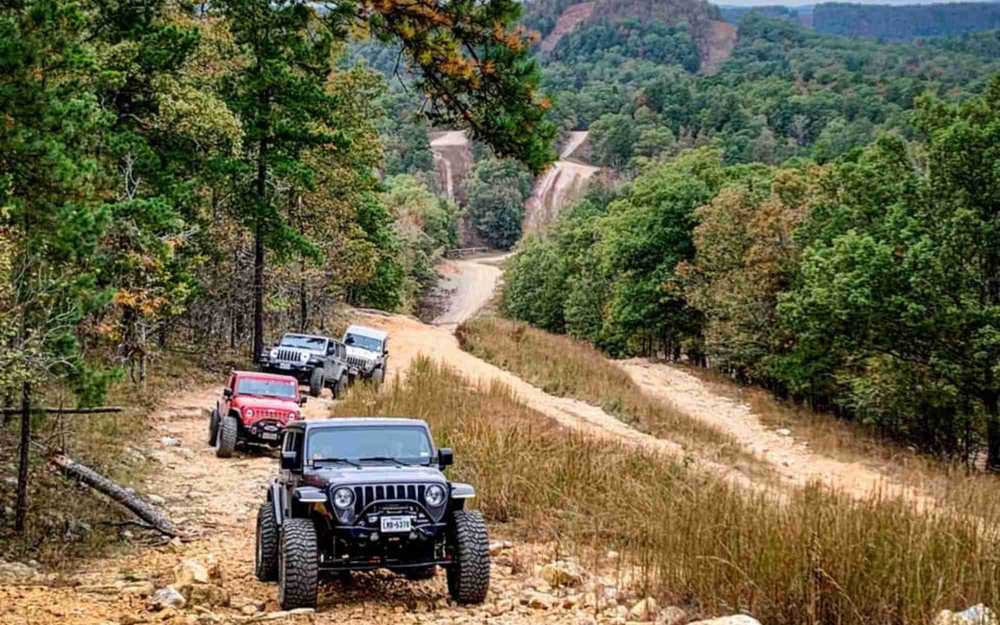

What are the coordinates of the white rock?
(174, 559, 210, 588)
(147, 494, 166, 506)
(160, 436, 180, 447)
(775, 428, 792, 437)
(149, 586, 186, 610)
(934, 606, 998, 625)
(0, 560, 37, 580)
(630, 597, 660, 621)
(688, 616, 761, 625)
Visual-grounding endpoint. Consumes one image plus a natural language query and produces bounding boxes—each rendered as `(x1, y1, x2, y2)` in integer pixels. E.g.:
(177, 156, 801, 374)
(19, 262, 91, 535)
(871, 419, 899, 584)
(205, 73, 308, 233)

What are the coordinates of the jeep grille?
(276, 348, 303, 362)
(351, 483, 428, 515)
(347, 355, 370, 369)
(253, 412, 287, 422)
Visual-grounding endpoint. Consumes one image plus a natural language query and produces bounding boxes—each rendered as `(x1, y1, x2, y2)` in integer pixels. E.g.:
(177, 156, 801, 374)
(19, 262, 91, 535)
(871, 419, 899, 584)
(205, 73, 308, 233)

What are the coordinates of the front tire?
(207, 409, 220, 446)
(446, 511, 490, 604)
(278, 518, 318, 610)
(371, 367, 385, 386)
(333, 374, 347, 399)
(215, 415, 237, 458)
(255, 503, 278, 581)
(308, 369, 324, 398)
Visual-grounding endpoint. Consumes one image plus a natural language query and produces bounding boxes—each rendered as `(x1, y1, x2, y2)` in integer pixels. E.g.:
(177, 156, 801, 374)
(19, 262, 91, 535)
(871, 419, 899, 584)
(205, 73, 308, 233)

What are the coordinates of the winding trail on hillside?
(620, 360, 932, 504)
(523, 133, 599, 234)
(432, 254, 508, 331)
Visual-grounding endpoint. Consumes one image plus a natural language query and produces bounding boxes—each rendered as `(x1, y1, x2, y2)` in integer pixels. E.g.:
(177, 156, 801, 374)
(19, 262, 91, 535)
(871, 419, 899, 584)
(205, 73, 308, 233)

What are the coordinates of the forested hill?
(521, 0, 725, 62)
(541, 12, 1000, 167)
(812, 2, 1000, 41)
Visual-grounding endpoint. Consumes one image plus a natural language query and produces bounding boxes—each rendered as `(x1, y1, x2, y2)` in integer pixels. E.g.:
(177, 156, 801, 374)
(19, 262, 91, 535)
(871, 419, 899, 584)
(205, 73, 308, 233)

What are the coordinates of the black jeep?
(255, 419, 490, 610)
(259, 333, 350, 398)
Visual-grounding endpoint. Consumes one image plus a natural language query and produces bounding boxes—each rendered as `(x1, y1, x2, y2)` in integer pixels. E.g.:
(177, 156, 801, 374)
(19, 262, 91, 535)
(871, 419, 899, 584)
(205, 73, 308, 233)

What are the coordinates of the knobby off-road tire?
(207, 409, 220, 446)
(308, 368, 324, 398)
(215, 415, 237, 458)
(278, 518, 318, 610)
(446, 510, 490, 604)
(255, 502, 278, 582)
(371, 367, 385, 387)
(333, 374, 347, 399)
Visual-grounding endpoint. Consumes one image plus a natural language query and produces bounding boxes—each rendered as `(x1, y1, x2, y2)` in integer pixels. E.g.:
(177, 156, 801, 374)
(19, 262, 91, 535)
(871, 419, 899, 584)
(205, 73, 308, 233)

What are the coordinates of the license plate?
(380, 516, 412, 533)
(261, 432, 278, 441)
(278, 363, 290, 370)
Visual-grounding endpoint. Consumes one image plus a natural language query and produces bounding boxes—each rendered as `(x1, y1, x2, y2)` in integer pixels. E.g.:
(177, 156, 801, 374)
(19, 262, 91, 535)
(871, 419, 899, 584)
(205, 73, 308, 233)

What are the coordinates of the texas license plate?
(380, 516, 412, 533)
(261, 432, 278, 441)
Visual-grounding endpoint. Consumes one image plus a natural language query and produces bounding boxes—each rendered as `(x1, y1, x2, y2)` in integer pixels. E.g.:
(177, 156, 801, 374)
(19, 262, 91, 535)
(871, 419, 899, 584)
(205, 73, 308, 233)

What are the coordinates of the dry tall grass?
(457, 317, 752, 462)
(335, 357, 1000, 625)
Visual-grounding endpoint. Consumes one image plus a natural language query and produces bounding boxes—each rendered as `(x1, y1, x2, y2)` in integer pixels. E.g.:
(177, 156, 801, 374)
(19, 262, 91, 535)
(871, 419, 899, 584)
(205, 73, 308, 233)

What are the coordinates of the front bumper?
(259, 358, 315, 381)
(320, 522, 450, 572)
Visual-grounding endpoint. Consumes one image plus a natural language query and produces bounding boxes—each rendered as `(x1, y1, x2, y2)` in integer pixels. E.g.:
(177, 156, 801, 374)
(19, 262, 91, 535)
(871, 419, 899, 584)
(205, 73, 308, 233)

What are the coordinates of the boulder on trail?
(934, 606, 998, 625)
(173, 559, 210, 588)
(657, 606, 689, 625)
(540, 560, 584, 588)
(149, 586, 186, 610)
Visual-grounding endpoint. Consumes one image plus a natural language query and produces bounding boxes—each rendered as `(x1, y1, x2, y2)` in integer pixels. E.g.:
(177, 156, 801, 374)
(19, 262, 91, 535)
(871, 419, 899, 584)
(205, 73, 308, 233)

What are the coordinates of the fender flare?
(267, 481, 287, 526)
(450, 482, 476, 500)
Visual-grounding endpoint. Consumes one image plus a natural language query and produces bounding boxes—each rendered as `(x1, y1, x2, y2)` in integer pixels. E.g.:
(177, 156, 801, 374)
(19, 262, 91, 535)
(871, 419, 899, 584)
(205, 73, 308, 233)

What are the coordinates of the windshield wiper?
(358, 456, 412, 467)
(311, 457, 361, 469)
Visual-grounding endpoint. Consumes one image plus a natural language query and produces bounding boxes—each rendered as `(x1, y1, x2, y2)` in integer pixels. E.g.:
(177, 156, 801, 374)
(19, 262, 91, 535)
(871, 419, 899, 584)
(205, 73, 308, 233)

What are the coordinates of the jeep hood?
(304, 465, 446, 486)
(232, 396, 299, 413)
(345, 345, 377, 361)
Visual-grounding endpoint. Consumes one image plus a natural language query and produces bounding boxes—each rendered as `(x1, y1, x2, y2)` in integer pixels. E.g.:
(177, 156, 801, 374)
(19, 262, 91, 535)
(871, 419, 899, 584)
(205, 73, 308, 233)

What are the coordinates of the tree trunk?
(986, 391, 1000, 472)
(15, 382, 30, 534)
(299, 270, 308, 332)
(253, 220, 264, 363)
(49, 453, 176, 536)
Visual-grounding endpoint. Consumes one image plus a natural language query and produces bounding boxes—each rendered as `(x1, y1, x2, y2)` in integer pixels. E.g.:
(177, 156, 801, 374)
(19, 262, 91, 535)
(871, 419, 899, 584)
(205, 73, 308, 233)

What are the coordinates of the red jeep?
(208, 371, 306, 458)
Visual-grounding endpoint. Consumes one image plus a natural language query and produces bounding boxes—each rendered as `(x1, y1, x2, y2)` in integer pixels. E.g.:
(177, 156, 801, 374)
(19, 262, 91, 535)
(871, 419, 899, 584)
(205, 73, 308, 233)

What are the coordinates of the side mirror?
(383, 350, 390, 356)
(223, 388, 233, 399)
(298, 396, 307, 406)
(281, 450, 299, 471)
(438, 448, 454, 468)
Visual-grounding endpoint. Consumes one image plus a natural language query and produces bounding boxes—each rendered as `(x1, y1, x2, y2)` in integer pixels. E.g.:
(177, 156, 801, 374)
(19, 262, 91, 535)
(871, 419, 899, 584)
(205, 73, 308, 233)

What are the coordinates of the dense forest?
(541, 13, 1000, 169)
(0, 0, 554, 478)
(813, 2, 1000, 41)
(504, 42, 1000, 471)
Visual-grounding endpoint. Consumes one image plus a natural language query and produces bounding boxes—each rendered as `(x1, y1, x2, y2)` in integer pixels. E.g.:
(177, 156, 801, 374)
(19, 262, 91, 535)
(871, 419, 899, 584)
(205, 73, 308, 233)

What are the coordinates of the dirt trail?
(523, 133, 599, 234)
(429, 131, 472, 204)
(432, 254, 508, 330)
(620, 360, 933, 504)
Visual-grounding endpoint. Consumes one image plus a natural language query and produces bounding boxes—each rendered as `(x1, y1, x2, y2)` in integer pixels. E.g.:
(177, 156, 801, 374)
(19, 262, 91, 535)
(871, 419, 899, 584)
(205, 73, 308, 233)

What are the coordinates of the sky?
(714, 0, 998, 6)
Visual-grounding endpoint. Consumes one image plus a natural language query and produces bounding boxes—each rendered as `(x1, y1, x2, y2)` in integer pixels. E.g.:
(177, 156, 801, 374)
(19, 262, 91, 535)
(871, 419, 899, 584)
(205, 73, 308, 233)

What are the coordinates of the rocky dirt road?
(0, 246, 942, 625)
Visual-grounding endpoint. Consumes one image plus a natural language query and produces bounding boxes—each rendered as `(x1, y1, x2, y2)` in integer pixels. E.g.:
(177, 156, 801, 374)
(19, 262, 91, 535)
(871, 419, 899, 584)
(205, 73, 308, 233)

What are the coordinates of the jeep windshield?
(307, 426, 432, 466)
(344, 333, 382, 353)
(237, 377, 297, 399)
(279, 335, 327, 353)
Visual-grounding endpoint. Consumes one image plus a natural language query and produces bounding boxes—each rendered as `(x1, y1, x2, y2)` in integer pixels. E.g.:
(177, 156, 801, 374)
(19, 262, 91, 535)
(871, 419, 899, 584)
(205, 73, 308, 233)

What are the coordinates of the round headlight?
(299, 351, 310, 363)
(269, 348, 278, 359)
(245, 408, 254, 418)
(333, 487, 355, 509)
(425, 484, 446, 507)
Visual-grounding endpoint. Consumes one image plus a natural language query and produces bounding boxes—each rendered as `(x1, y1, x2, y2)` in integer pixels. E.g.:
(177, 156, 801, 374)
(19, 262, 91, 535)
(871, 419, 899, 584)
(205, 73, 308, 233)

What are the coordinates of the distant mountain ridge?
(716, 1, 1000, 41)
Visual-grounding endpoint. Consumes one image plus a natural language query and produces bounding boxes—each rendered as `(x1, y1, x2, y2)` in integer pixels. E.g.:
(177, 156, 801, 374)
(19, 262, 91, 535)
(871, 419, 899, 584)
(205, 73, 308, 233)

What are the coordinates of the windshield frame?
(279, 334, 328, 353)
(305, 425, 434, 467)
(236, 376, 298, 400)
(344, 332, 383, 353)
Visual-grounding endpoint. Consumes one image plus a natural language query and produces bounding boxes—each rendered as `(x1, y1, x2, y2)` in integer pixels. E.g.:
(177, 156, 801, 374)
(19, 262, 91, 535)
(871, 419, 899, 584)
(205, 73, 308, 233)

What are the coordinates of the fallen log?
(48, 453, 177, 537)
(0, 406, 124, 416)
